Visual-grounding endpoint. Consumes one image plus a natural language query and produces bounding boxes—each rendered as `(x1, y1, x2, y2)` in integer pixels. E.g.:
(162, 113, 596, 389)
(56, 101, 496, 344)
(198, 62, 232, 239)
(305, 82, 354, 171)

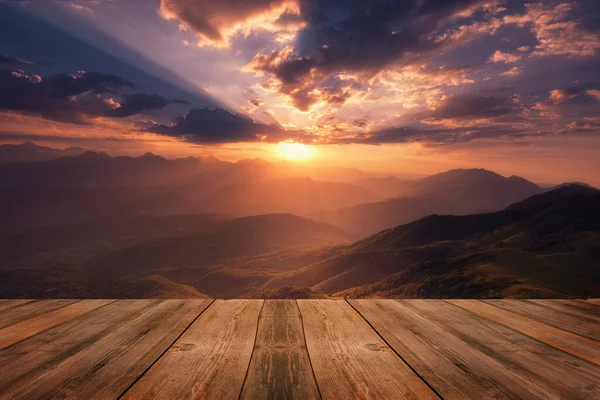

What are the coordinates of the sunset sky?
(1, 0, 599, 184)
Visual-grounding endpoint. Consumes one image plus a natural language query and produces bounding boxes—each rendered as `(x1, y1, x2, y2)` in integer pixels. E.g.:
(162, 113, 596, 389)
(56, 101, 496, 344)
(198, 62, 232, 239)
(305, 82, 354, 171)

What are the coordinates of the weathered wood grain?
(447, 299, 600, 366)
(240, 300, 321, 400)
(0, 299, 114, 350)
(1, 299, 211, 399)
(483, 299, 600, 341)
(350, 299, 561, 399)
(0, 299, 79, 329)
(1, 299, 599, 399)
(0, 299, 161, 395)
(556, 299, 600, 317)
(298, 299, 437, 400)
(122, 299, 263, 400)
(527, 299, 600, 321)
(0, 300, 35, 314)
(404, 300, 600, 399)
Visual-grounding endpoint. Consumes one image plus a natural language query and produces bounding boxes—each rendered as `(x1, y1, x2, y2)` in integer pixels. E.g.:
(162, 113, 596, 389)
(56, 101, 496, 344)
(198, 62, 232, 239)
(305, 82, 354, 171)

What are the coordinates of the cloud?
(588, 90, 600, 101)
(328, 124, 529, 146)
(245, 98, 266, 113)
(546, 87, 600, 105)
(70, 3, 92, 13)
(489, 50, 521, 63)
(503, 2, 600, 57)
(424, 94, 519, 120)
(243, 0, 503, 111)
(0, 53, 36, 66)
(146, 107, 295, 143)
(0, 69, 175, 123)
(499, 66, 521, 76)
(105, 94, 171, 117)
(159, 0, 303, 47)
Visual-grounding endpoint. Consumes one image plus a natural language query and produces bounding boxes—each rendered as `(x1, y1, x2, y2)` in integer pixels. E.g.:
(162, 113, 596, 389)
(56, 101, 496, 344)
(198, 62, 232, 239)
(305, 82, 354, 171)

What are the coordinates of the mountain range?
(0, 182, 597, 299)
(0, 142, 597, 299)
(328, 169, 542, 236)
(0, 144, 544, 239)
(0, 142, 86, 165)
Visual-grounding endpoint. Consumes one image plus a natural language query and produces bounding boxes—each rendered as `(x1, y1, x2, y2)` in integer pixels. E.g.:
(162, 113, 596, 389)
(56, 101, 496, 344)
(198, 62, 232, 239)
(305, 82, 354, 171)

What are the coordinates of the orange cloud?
(489, 50, 521, 63)
(500, 66, 521, 76)
(504, 2, 600, 57)
(159, 0, 303, 48)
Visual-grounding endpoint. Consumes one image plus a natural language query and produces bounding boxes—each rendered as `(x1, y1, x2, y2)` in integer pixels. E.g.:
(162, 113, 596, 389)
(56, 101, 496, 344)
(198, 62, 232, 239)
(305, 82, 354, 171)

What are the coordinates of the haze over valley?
(0, 142, 598, 299)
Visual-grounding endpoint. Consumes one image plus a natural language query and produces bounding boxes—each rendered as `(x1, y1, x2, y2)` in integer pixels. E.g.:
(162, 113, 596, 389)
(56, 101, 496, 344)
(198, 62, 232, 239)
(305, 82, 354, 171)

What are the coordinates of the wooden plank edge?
(345, 299, 442, 399)
(0, 299, 114, 350)
(116, 298, 215, 400)
(445, 299, 600, 367)
(297, 299, 323, 400)
(237, 300, 266, 399)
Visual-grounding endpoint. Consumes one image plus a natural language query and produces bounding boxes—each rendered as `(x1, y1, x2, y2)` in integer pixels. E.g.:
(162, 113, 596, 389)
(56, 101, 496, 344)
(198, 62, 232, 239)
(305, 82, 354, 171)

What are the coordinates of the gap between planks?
(116, 299, 216, 399)
(446, 299, 600, 367)
(346, 299, 443, 400)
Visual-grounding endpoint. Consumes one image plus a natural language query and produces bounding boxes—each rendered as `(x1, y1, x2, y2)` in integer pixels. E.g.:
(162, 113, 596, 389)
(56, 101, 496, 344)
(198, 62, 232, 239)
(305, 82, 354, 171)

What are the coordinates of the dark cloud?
(159, 0, 296, 45)
(332, 124, 530, 146)
(247, 0, 490, 109)
(245, 98, 266, 112)
(106, 94, 170, 117)
(249, 99, 265, 108)
(0, 53, 35, 66)
(0, 70, 128, 123)
(0, 69, 176, 123)
(43, 71, 135, 98)
(147, 107, 292, 143)
(425, 94, 519, 120)
(352, 119, 368, 128)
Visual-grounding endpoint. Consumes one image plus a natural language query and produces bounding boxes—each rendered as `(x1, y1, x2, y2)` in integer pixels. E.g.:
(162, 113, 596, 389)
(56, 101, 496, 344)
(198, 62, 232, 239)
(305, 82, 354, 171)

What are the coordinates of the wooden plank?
(0, 299, 35, 314)
(483, 300, 600, 341)
(0, 299, 162, 394)
(122, 299, 263, 400)
(0, 299, 79, 328)
(401, 300, 600, 399)
(528, 299, 600, 321)
(447, 300, 600, 367)
(586, 299, 600, 305)
(552, 299, 600, 319)
(297, 299, 437, 400)
(239, 300, 320, 400)
(0, 299, 113, 350)
(350, 299, 562, 399)
(2, 299, 212, 399)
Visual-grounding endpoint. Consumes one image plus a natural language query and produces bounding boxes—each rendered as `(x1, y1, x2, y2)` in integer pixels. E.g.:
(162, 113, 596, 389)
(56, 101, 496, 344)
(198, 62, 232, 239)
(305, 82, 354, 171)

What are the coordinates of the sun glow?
(277, 141, 316, 161)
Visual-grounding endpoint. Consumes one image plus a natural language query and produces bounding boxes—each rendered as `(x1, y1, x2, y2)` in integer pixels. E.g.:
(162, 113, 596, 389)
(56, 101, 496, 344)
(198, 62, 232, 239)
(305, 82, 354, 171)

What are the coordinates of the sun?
(277, 141, 316, 161)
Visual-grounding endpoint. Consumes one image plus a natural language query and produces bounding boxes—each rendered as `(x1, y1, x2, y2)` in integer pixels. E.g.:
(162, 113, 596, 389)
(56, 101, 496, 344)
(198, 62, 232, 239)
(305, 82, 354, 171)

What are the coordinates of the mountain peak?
(506, 183, 598, 212)
(140, 152, 166, 161)
(20, 141, 40, 148)
(78, 151, 111, 159)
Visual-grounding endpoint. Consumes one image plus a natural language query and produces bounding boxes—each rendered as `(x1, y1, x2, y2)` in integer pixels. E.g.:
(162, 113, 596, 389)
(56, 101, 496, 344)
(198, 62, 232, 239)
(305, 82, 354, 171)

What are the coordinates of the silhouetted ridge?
(329, 168, 541, 236)
(140, 152, 167, 161)
(507, 183, 599, 212)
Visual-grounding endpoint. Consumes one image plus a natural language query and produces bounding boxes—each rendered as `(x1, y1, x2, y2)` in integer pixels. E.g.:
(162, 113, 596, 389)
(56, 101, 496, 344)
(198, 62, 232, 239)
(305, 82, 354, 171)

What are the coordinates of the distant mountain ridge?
(263, 184, 599, 298)
(1, 184, 598, 299)
(0, 149, 381, 235)
(331, 168, 542, 235)
(0, 142, 86, 165)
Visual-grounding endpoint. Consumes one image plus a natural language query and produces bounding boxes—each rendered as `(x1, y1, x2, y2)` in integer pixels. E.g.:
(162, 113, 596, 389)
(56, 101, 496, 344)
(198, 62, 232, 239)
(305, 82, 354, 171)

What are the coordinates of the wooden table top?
(1, 299, 599, 399)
